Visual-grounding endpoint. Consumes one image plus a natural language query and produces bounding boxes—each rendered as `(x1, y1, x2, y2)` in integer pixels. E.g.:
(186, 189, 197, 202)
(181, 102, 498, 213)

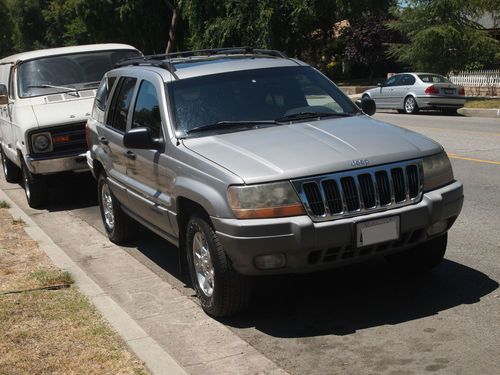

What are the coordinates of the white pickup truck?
(0, 43, 141, 207)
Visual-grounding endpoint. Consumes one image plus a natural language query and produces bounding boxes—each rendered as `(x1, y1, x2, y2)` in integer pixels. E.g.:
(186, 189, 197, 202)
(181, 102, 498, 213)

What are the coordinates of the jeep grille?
(292, 160, 423, 221)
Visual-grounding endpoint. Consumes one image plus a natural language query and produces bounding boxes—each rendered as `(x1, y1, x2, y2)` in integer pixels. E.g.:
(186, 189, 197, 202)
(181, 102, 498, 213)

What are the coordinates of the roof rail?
(114, 46, 288, 72)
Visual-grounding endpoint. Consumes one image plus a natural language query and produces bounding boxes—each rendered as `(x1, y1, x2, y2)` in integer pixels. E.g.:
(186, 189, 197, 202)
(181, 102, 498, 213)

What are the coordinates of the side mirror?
(377, 82, 383, 87)
(123, 127, 162, 150)
(0, 84, 8, 105)
(360, 97, 376, 116)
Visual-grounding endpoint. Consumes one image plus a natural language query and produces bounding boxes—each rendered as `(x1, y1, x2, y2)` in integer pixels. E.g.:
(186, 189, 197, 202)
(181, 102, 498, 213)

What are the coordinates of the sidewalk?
(0, 181, 287, 375)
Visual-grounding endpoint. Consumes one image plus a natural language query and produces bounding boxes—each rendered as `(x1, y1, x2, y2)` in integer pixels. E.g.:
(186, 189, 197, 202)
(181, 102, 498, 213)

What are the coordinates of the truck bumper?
(212, 180, 464, 276)
(26, 152, 88, 174)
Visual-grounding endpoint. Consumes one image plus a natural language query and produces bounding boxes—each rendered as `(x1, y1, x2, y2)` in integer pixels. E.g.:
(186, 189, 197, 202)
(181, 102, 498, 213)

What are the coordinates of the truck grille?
(29, 122, 87, 155)
(292, 160, 423, 221)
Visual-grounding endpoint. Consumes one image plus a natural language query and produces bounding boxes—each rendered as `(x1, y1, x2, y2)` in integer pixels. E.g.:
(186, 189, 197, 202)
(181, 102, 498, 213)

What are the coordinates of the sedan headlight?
(228, 182, 305, 219)
(31, 132, 52, 153)
(423, 152, 454, 191)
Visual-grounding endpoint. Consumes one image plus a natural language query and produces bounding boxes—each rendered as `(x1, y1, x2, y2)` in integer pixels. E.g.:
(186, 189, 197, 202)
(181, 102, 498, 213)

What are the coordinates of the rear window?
(418, 74, 451, 84)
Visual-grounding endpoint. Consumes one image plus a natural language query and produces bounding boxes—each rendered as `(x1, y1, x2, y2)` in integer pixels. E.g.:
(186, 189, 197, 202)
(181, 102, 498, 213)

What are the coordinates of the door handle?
(124, 150, 136, 160)
(98, 136, 109, 145)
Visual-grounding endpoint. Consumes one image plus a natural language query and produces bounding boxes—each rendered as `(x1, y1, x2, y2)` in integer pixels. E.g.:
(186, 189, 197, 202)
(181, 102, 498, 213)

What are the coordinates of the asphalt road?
(2, 111, 499, 374)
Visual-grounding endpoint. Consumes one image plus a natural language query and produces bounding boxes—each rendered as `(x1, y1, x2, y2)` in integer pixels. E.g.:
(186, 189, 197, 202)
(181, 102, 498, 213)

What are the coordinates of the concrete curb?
(458, 108, 500, 118)
(0, 189, 187, 375)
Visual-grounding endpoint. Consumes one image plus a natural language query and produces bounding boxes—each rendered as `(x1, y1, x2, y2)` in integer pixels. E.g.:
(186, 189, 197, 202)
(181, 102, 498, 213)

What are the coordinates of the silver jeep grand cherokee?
(86, 48, 463, 317)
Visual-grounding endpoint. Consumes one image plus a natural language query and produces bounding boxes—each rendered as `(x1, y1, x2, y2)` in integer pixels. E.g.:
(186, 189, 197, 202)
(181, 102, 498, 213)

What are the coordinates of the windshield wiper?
(27, 84, 79, 97)
(275, 111, 352, 123)
(187, 120, 276, 134)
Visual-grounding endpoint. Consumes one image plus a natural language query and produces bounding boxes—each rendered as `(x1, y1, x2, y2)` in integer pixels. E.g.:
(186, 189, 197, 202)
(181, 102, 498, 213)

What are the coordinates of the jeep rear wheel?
(186, 214, 251, 317)
(98, 173, 137, 243)
(386, 233, 447, 272)
(21, 162, 47, 208)
(1, 148, 21, 183)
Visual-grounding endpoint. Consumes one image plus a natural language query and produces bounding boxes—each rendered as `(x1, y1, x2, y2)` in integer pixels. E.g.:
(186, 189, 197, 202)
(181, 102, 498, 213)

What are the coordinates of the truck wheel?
(1, 148, 21, 183)
(98, 173, 137, 243)
(404, 96, 419, 114)
(21, 162, 48, 208)
(386, 233, 447, 272)
(186, 214, 252, 317)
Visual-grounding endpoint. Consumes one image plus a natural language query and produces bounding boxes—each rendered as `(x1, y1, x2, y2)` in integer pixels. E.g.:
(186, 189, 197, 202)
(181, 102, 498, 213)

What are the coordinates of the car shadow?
(379, 110, 463, 117)
(44, 172, 98, 211)
(219, 259, 498, 338)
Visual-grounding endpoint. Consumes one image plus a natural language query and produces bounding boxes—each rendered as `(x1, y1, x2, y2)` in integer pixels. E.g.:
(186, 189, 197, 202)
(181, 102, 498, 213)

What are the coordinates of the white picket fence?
(448, 70, 500, 87)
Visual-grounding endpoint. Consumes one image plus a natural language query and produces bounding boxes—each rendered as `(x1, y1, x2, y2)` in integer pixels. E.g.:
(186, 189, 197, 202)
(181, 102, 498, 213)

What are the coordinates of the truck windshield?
(18, 49, 141, 98)
(167, 66, 359, 136)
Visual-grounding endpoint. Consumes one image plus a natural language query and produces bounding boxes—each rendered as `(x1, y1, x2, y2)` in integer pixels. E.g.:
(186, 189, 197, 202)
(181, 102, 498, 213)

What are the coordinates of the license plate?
(356, 216, 400, 247)
(444, 89, 454, 94)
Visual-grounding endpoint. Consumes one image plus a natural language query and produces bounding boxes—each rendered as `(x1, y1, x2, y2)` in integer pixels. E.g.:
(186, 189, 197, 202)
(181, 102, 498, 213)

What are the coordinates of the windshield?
(18, 49, 141, 98)
(418, 74, 451, 84)
(167, 66, 359, 136)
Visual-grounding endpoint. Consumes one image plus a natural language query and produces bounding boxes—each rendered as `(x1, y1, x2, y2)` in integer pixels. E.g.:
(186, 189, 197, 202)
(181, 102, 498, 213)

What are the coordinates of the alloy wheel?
(101, 182, 115, 230)
(192, 230, 215, 297)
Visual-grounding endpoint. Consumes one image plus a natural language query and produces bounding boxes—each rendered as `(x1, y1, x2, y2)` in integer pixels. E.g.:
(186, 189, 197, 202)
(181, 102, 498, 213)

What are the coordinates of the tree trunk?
(164, 0, 183, 54)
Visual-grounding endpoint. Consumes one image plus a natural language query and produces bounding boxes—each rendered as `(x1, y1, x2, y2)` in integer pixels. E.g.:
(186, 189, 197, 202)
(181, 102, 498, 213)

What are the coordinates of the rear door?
(392, 74, 416, 108)
(98, 76, 138, 205)
(124, 74, 174, 236)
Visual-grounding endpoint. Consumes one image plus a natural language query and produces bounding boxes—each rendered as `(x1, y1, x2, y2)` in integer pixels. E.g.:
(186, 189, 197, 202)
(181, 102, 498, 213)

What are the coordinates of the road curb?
(0, 188, 187, 375)
(458, 108, 500, 118)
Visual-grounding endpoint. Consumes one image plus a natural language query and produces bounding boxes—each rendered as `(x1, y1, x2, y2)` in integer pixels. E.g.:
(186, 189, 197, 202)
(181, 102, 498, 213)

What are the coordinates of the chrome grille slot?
(322, 180, 343, 214)
(293, 159, 423, 222)
(358, 173, 376, 208)
(341, 177, 360, 211)
(391, 168, 406, 202)
(302, 182, 325, 216)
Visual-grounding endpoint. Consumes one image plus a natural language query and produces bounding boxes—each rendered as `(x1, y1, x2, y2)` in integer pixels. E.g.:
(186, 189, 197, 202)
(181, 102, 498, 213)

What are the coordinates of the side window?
(107, 77, 137, 132)
(132, 80, 162, 138)
(8, 66, 15, 99)
(400, 74, 416, 86)
(384, 76, 398, 87)
(95, 76, 117, 111)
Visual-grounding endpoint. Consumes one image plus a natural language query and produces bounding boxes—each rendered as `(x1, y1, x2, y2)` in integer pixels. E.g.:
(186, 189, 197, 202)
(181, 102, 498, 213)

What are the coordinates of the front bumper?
(212, 180, 463, 276)
(26, 152, 88, 174)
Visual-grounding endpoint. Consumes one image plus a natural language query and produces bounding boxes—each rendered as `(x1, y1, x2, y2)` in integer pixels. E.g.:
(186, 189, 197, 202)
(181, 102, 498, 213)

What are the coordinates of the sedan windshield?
(18, 49, 141, 98)
(167, 66, 359, 136)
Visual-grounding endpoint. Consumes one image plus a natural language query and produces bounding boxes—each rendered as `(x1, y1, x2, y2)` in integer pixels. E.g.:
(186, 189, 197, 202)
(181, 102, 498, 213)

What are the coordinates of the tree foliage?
(387, 0, 500, 73)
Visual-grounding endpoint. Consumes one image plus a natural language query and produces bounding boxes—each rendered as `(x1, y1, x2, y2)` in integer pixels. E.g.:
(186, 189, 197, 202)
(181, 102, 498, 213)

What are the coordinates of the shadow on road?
(45, 172, 98, 211)
(221, 259, 498, 337)
(378, 110, 463, 117)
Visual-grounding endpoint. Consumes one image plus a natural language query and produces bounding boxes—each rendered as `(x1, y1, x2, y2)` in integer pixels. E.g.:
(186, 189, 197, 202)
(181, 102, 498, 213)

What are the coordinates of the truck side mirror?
(0, 84, 8, 105)
(123, 127, 162, 150)
(356, 97, 376, 116)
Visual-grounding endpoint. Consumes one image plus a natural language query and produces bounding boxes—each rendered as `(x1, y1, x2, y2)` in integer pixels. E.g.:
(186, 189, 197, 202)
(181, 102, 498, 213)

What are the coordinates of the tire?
(386, 233, 447, 273)
(404, 96, 419, 114)
(1, 148, 21, 183)
(186, 214, 252, 317)
(21, 161, 48, 208)
(97, 172, 137, 243)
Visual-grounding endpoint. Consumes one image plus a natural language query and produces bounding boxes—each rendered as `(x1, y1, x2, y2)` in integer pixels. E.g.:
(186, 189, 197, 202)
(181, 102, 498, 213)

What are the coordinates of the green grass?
(0, 200, 10, 209)
(31, 269, 74, 286)
(464, 99, 500, 109)
(12, 218, 25, 225)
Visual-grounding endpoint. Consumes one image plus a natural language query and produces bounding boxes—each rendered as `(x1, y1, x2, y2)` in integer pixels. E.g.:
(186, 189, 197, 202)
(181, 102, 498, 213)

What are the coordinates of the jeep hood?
(183, 115, 443, 184)
(31, 98, 94, 128)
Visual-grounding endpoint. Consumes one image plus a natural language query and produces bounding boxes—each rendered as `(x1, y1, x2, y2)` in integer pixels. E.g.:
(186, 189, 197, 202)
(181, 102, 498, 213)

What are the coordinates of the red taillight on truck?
(458, 87, 465, 96)
(424, 85, 439, 95)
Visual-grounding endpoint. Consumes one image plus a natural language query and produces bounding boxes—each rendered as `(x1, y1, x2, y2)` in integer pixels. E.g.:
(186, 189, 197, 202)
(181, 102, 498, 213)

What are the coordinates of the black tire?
(186, 214, 252, 317)
(1, 148, 21, 183)
(97, 172, 137, 243)
(21, 162, 48, 208)
(404, 96, 419, 114)
(386, 233, 447, 273)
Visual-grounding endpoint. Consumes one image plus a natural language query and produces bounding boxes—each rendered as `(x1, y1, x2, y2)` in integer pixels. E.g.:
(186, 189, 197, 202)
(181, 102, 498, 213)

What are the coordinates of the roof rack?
(114, 46, 288, 74)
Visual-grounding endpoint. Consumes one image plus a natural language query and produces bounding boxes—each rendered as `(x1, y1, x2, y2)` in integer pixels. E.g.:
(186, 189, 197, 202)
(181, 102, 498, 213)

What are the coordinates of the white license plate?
(356, 216, 400, 247)
(444, 89, 454, 94)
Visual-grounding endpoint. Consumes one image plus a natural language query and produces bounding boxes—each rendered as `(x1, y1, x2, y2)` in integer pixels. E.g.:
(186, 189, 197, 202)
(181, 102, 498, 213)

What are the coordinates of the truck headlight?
(32, 133, 52, 153)
(228, 182, 305, 219)
(423, 152, 453, 191)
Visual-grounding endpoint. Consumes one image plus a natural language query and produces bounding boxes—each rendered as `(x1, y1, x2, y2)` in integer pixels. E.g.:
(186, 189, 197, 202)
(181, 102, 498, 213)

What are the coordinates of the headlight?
(32, 133, 52, 153)
(228, 182, 305, 219)
(423, 152, 453, 191)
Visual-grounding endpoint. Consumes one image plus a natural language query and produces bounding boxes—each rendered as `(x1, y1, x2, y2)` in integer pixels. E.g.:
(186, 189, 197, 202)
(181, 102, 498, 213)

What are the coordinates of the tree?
(164, 0, 183, 53)
(387, 0, 500, 74)
(0, 2, 13, 57)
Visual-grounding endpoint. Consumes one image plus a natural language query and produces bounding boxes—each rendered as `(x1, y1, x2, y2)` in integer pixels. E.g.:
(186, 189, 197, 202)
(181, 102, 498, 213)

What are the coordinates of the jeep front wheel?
(97, 173, 137, 243)
(186, 214, 251, 317)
